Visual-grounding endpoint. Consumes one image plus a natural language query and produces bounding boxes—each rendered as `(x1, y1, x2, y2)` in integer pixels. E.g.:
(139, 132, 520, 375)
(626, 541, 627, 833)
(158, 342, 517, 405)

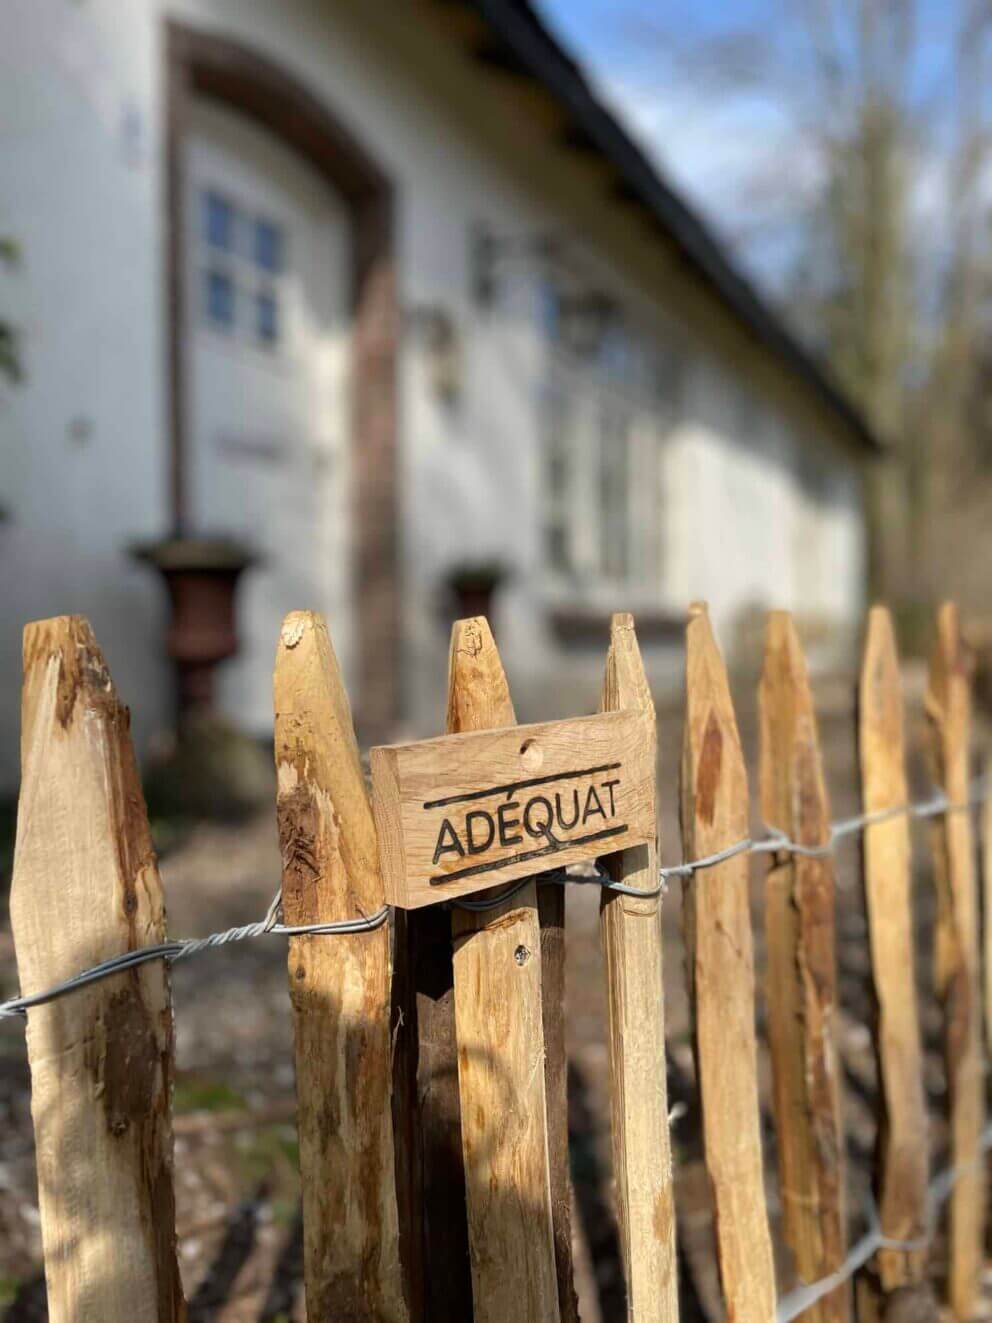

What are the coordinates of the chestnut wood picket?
(6, 601, 991, 1321)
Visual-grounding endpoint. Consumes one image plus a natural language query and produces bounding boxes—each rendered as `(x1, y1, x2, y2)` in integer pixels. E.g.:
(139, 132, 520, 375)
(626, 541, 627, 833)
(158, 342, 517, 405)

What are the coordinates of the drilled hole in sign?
(519, 738, 543, 772)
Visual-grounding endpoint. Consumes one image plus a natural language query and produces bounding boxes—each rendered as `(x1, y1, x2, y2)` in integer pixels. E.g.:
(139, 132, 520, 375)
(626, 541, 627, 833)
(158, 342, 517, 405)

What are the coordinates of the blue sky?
(534, 1, 967, 297)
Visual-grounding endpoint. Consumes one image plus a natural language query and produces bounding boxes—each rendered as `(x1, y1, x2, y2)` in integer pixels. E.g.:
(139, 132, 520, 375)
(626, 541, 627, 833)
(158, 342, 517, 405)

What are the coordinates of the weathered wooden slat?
(759, 611, 848, 1321)
(985, 768, 992, 1067)
(858, 607, 933, 1310)
(9, 616, 185, 1323)
(537, 877, 580, 1323)
(600, 612, 679, 1321)
(273, 611, 408, 1322)
(447, 617, 562, 1323)
(390, 903, 471, 1322)
(925, 601, 984, 1320)
(680, 603, 775, 1320)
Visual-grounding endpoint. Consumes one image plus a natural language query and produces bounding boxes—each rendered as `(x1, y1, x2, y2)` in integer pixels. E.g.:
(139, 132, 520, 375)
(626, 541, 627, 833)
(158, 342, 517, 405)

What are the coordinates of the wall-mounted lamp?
(406, 304, 462, 402)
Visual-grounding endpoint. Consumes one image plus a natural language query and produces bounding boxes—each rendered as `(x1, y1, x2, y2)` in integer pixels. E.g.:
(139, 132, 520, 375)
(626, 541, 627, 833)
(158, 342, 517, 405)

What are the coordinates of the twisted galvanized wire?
(777, 1121, 992, 1321)
(0, 895, 390, 1021)
(0, 781, 985, 1025)
(0, 778, 989, 1313)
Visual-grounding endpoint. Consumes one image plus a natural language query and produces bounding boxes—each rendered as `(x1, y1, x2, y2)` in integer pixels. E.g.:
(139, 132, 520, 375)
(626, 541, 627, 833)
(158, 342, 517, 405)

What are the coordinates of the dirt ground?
(0, 663, 985, 1320)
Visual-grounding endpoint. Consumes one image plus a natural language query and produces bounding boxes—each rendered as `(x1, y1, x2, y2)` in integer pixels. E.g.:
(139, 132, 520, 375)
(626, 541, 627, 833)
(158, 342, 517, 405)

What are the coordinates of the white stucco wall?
(0, 0, 170, 788)
(0, 0, 867, 790)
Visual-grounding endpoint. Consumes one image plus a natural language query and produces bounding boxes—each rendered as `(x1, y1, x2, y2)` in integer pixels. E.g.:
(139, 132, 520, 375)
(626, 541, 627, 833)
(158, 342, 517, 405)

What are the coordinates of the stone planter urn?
(131, 535, 257, 726)
(445, 561, 509, 623)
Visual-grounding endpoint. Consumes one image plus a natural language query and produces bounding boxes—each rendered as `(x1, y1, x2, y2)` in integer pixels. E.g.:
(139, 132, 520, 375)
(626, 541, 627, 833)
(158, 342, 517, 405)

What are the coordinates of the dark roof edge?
(468, 0, 882, 454)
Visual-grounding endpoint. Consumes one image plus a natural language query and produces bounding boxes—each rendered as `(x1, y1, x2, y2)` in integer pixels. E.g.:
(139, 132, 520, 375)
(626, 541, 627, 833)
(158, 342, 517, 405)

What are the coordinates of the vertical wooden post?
(537, 882, 580, 1323)
(393, 618, 576, 1323)
(390, 902, 471, 1321)
(925, 601, 984, 1320)
(446, 616, 562, 1323)
(984, 765, 992, 1063)
(759, 611, 848, 1320)
(680, 603, 775, 1320)
(273, 612, 408, 1323)
(600, 612, 679, 1321)
(9, 616, 185, 1322)
(859, 607, 933, 1310)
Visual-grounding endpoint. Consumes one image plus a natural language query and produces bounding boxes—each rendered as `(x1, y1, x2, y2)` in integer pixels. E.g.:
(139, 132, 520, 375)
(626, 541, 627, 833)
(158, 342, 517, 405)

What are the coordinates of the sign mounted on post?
(371, 709, 655, 909)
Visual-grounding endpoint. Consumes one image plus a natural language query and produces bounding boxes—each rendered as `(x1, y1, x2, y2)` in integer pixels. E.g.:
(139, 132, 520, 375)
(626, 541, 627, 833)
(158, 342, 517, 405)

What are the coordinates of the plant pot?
(445, 562, 509, 624)
(131, 535, 257, 726)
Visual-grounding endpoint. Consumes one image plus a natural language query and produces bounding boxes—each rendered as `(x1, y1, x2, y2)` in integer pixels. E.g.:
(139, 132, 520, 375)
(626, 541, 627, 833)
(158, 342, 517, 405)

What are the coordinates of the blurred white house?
(0, 0, 878, 787)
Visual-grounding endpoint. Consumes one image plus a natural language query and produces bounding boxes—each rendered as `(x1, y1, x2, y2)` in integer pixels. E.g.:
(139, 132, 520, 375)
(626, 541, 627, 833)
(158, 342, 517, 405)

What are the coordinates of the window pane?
(205, 268, 235, 329)
(599, 398, 629, 579)
(256, 290, 279, 345)
(203, 191, 235, 251)
(254, 218, 283, 273)
(546, 522, 569, 573)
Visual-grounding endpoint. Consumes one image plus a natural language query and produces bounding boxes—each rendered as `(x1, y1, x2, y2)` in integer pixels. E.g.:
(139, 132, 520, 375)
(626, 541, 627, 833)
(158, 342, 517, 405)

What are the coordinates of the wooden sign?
(371, 709, 655, 909)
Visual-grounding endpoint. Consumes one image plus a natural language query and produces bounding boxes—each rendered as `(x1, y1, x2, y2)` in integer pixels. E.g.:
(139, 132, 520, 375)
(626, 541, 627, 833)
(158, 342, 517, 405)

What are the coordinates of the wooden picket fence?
(4, 600, 990, 1321)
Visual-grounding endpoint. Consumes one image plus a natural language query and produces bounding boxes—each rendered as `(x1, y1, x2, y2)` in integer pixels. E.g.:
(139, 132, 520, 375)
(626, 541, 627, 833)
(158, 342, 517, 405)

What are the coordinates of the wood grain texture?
(759, 611, 848, 1321)
(371, 710, 654, 908)
(600, 613, 679, 1322)
(985, 769, 992, 1075)
(680, 603, 775, 1321)
(859, 608, 932, 1303)
(924, 601, 984, 1320)
(447, 617, 562, 1323)
(390, 902, 472, 1322)
(537, 875, 580, 1323)
(9, 616, 185, 1323)
(273, 611, 408, 1323)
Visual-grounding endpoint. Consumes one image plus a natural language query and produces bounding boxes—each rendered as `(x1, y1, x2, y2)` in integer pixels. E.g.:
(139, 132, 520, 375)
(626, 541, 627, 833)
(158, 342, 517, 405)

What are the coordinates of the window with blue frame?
(205, 268, 235, 330)
(198, 187, 286, 350)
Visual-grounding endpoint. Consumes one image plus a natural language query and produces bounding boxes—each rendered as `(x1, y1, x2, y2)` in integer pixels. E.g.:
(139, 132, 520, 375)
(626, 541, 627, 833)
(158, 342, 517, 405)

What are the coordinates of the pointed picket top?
(858, 607, 931, 1300)
(11, 616, 185, 1322)
(759, 609, 831, 845)
(925, 600, 971, 794)
(273, 610, 407, 1323)
(446, 616, 562, 1323)
(681, 603, 775, 1322)
(447, 615, 516, 733)
(274, 609, 382, 917)
(860, 606, 909, 812)
(602, 611, 654, 720)
(683, 602, 748, 839)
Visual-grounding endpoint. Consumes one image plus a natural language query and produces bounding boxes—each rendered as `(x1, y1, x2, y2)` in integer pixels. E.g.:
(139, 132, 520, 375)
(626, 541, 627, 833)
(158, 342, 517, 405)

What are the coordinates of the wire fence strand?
(2, 777, 990, 1311)
(1, 779, 985, 1023)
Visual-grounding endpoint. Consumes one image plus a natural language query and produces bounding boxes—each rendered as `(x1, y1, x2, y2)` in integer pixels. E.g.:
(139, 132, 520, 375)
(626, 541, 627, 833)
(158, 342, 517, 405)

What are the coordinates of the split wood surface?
(9, 617, 186, 1322)
(446, 617, 561, 1323)
(925, 601, 985, 1320)
(680, 603, 775, 1320)
(858, 608, 932, 1306)
(273, 611, 407, 1322)
(599, 612, 679, 1322)
(371, 709, 654, 908)
(760, 611, 848, 1322)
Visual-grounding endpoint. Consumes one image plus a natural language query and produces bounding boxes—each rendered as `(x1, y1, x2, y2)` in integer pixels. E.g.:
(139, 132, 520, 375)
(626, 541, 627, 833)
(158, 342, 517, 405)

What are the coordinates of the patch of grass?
(0, 1275, 20, 1305)
(234, 1124, 300, 1189)
(270, 1197, 298, 1229)
(173, 1076, 247, 1114)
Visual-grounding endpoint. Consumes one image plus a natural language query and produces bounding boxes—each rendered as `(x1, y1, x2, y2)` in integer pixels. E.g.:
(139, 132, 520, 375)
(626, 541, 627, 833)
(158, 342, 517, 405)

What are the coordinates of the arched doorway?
(165, 22, 399, 736)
